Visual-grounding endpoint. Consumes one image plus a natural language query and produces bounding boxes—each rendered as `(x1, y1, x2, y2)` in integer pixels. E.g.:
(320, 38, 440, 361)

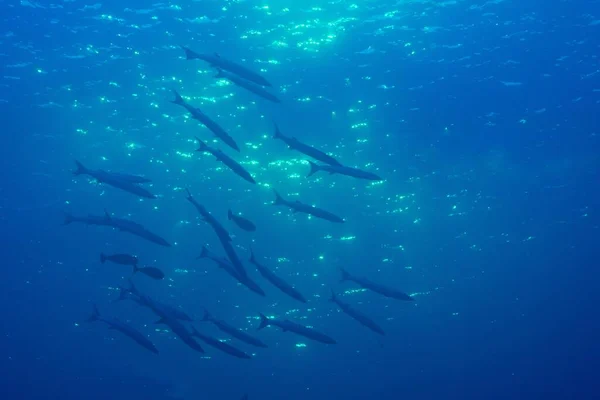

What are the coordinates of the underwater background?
(0, 0, 599, 399)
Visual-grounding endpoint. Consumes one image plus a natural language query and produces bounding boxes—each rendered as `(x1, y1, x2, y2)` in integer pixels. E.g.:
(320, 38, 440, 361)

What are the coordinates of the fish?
(73, 160, 156, 199)
(155, 314, 205, 353)
(181, 46, 272, 87)
(340, 268, 414, 301)
(100, 253, 138, 266)
(272, 190, 344, 223)
(273, 124, 341, 166)
(190, 326, 251, 359)
(330, 290, 385, 336)
(66, 210, 171, 247)
(102, 210, 171, 247)
(133, 265, 165, 280)
(202, 309, 267, 348)
(171, 90, 240, 152)
(215, 69, 280, 103)
(249, 248, 307, 303)
(307, 161, 383, 181)
(257, 313, 336, 344)
(195, 137, 255, 184)
(227, 209, 256, 232)
(185, 189, 232, 242)
(218, 235, 248, 279)
(105, 172, 152, 184)
(197, 246, 264, 297)
(86, 304, 159, 354)
(118, 281, 192, 321)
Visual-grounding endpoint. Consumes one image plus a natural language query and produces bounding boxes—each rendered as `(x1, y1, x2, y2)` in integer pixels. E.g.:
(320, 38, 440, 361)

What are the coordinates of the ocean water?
(0, 0, 599, 399)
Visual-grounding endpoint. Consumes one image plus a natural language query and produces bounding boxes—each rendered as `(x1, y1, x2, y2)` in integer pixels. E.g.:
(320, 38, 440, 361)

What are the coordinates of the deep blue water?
(1, 0, 599, 399)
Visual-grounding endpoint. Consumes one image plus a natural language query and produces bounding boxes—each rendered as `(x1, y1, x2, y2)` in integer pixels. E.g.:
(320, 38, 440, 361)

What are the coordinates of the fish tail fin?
(180, 45, 196, 60)
(171, 89, 185, 105)
(329, 289, 336, 302)
(307, 161, 320, 177)
(86, 304, 100, 322)
(201, 308, 211, 322)
(273, 123, 282, 139)
(100, 253, 106, 264)
(195, 136, 209, 152)
(272, 190, 284, 206)
(340, 268, 351, 282)
(227, 209, 233, 220)
(184, 188, 193, 201)
(257, 313, 270, 330)
(73, 160, 87, 176)
(197, 246, 209, 259)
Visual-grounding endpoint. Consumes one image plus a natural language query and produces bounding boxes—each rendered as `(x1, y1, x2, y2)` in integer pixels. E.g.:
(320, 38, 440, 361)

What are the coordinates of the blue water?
(1, 0, 599, 399)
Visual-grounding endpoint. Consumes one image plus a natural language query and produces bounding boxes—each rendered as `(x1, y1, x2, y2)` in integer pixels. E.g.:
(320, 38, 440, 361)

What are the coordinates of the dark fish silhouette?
(228, 209, 256, 232)
(272, 190, 344, 223)
(171, 90, 239, 152)
(155, 314, 205, 353)
(181, 46, 272, 87)
(73, 160, 156, 199)
(66, 210, 171, 247)
(330, 290, 385, 336)
(196, 137, 255, 184)
(202, 309, 267, 348)
(215, 69, 280, 103)
(118, 281, 192, 321)
(185, 189, 232, 242)
(257, 313, 336, 344)
(100, 253, 138, 266)
(219, 236, 248, 279)
(307, 161, 383, 181)
(190, 326, 251, 359)
(249, 248, 307, 303)
(86, 304, 158, 354)
(198, 246, 264, 297)
(340, 268, 414, 301)
(273, 124, 341, 166)
(106, 172, 152, 184)
(134, 265, 165, 280)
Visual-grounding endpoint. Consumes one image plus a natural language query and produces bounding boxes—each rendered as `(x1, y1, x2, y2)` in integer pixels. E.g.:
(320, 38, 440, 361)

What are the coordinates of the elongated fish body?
(198, 246, 264, 296)
(62, 212, 113, 227)
(100, 253, 138, 266)
(106, 172, 152, 184)
(330, 291, 385, 336)
(196, 138, 255, 184)
(307, 161, 382, 181)
(273, 125, 341, 166)
(191, 327, 251, 359)
(105, 213, 171, 247)
(73, 161, 156, 199)
(171, 91, 240, 152)
(150, 302, 204, 353)
(257, 314, 336, 344)
(87, 305, 158, 354)
(340, 268, 413, 301)
(272, 190, 344, 223)
(182, 46, 272, 87)
(249, 249, 307, 303)
(216, 69, 280, 103)
(228, 209, 256, 232)
(185, 189, 232, 242)
(219, 236, 248, 279)
(134, 265, 165, 280)
(119, 283, 192, 321)
(202, 310, 267, 348)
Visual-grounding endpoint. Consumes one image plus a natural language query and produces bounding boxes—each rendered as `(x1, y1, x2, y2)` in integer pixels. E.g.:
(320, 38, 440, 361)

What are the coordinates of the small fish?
(340, 268, 414, 301)
(100, 253, 138, 266)
(330, 290, 385, 336)
(257, 313, 336, 344)
(272, 190, 344, 223)
(133, 265, 165, 280)
(307, 161, 383, 181)
(228, 209, 256, 232)
(86, 304, 158, 354)
(181, 46, 273, 87)
(190, 326, 251, 359)
(273, 124, 341, 166)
